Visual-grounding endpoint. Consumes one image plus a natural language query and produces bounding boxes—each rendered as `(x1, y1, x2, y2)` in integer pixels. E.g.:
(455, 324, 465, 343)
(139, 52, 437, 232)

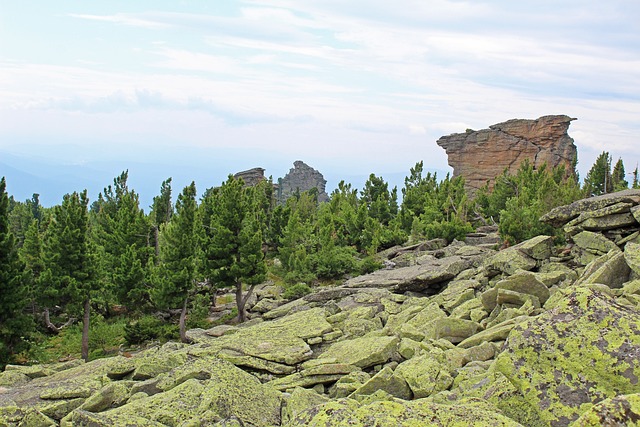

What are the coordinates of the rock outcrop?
(233, 167, 266, 187)
(277, 161, 329, 204)
(437, 115, 578, 194)
(2, 191, 640, 426)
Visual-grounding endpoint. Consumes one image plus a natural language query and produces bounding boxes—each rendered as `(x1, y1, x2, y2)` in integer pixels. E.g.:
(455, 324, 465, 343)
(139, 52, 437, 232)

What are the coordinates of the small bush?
(357, 256, 383, 275)
(89, 317, 126, 358)
(124, 315, 178, 345)
(283, 283, 312, 300)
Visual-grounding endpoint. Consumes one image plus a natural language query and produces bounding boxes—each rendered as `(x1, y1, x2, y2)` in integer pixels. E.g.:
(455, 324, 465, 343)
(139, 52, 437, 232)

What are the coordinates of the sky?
(1, 1, 639, 207)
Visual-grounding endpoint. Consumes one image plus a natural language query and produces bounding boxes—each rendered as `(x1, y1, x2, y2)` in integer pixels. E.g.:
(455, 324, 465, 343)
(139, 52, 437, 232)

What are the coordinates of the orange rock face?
(436, 115, 578, 194)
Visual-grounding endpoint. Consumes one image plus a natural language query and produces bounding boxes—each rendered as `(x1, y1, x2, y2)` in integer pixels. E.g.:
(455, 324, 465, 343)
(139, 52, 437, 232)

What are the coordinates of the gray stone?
(276, 161, 329, 204)
(344, 256, 472, 293)
(576, 250, 631, 289)
(495, 272, 550, 305)
(484, 247, 537, 276)
(515, 235, 554, 260)
(624, 241, 640, 277)
(349, 366, 412, 400)
(572, 230, 620, 254)
(541, 189, 640, 227)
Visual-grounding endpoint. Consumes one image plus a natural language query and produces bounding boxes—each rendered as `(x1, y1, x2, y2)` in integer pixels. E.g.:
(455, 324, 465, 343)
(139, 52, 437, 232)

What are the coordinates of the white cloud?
(68, 13, 173, 29)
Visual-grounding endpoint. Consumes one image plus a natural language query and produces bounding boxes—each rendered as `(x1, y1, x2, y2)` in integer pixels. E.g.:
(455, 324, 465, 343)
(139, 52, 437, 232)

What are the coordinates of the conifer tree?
(40, 190, 97, 361)
(150, 178, 173, 258)
(93, 171, 151, 310)
(0, 177, 32, 366)
(202, 176, 266, 323)
(153, 182, 199, 342)
(583, 151, 613, 196)
(611, 158, 628, 191)
(19, 219, 44, 313)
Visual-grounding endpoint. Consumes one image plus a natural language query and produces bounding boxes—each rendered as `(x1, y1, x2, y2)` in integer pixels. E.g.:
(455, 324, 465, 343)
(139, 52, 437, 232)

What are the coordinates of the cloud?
(68, 13, 173, 29)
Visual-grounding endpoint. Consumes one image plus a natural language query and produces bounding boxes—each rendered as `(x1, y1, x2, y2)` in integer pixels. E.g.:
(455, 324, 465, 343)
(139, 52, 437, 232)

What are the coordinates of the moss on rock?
(495, 287, 640, 426)
(570, 393, 640, 426)
(395, 355, 453, 398)
(321, 335, 399, 369)
(284, 397, 524, 426)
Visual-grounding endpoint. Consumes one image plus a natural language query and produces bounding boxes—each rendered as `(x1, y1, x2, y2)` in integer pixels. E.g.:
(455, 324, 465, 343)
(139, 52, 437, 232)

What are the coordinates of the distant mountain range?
(1, 148, 446, 210)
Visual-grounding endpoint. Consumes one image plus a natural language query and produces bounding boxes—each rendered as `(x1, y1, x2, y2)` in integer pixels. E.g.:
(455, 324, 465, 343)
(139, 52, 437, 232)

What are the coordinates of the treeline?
(1, 153, 638, 367)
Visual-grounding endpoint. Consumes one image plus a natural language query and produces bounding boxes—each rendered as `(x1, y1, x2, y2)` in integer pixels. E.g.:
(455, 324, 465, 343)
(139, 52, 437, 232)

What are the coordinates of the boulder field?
(1, 190, 640, 426)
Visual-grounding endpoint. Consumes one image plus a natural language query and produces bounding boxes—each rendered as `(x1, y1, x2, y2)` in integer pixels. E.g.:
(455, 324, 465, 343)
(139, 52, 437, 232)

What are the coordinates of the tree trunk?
(236, 282, 256, 323)
(43, 307, 60, 334)
(81, 298, 90, 362)
(152, 226, 160, 260)
(179, 297, 191, 343)
(43, 307, 76, 335)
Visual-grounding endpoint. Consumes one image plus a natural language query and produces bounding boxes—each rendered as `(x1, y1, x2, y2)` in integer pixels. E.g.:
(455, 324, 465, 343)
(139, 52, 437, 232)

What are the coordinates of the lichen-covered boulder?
(572, 230, 620, 255)
(575, 249, 631, 289)
(625, 241, 640, 278)
(282, 387, 330, 425)
(495, 287, 640, 427)
(445, 369, 546, 427)
(331, 371, 371, 398)
(191, 307, 332, 368)
(320, 334, 399, 369)
(515, 235, 555, 260)
(349, 366, 412, 400)
(484, 247, 537, 276)
(495, 272, 550, 305)
(395, 355, 453, 398)
(69, 360, 282, 427)
(570, 393, 640, 426)
(344, 256, 472, 293)
(433, 279, 479, 313)
(283, 397, 525, 426)
(540, 190, 640, 228)
(430, 318, 480, 344)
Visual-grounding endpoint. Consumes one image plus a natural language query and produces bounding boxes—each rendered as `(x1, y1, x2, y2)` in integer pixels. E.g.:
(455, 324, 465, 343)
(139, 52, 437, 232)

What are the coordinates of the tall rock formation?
(277, 161, 329, 204)
(234, 167, 266, 187)
(436, 115, 578, 194)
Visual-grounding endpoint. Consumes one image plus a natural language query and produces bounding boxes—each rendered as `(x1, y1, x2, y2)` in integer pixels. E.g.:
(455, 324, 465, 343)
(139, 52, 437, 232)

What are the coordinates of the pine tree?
(633, 165, 639, 189)
(153, 182, 199, 342)
(19, 219, 44, 313)
(583, 151, 613, 196)
(93, 171, 151, 311)
(202, 176, 266, 323)
(0, 177, 33, 367)
(40, 190, 97, 361)
(150, 178, 173, 258)
(611, 158, 628, 191)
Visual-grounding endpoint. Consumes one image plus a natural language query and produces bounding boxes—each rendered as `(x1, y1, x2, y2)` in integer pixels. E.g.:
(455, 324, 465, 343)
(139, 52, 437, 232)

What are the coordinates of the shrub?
(124, 315, 178, 345)
(283, 283, 312, 300)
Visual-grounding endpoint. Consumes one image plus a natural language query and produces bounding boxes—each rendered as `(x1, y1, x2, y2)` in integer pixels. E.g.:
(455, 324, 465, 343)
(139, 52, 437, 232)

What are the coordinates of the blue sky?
(1, 1, 640, 206)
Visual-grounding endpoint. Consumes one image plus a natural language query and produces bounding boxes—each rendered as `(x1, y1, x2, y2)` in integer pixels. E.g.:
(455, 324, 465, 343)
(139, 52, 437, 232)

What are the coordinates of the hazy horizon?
(2, 1, 639, 206)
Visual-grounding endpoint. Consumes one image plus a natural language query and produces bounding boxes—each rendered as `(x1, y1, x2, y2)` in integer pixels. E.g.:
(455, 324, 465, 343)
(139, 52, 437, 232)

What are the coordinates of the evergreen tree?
(0, 177, 32, 367)
(153, 182, 199, 342)
(278, 209, 315, 283)
(633, 165, 639, 189)
(151, 177, 173, 226)
(399, 161, 438, 232)
(150, 178, 173, 258)
(40, 190, 97, 361)
(202, 176, 266, 323)
(93, 171, 152, 311)
(19, 219, 44, 314)
(476, 161, 583, 244)
(611, 158, 628, 191)
(583, 151, 613, 196)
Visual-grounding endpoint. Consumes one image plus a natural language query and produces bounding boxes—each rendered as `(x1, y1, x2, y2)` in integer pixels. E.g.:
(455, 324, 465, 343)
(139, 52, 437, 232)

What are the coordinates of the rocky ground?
(2, 190, 640, 426)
